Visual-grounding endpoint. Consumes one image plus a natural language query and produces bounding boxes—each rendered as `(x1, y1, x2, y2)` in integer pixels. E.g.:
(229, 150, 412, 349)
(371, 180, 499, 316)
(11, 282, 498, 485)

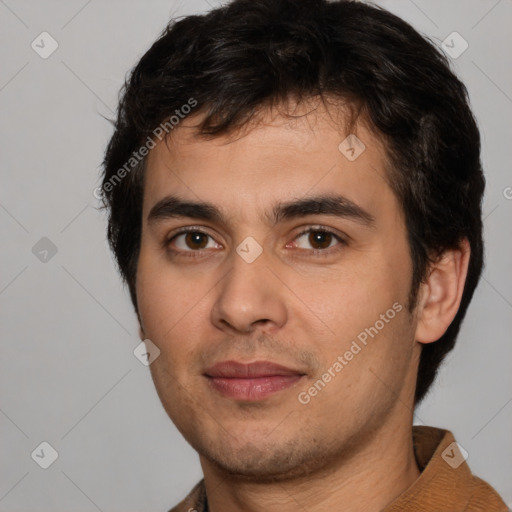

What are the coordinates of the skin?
(136, 101, 470, 512)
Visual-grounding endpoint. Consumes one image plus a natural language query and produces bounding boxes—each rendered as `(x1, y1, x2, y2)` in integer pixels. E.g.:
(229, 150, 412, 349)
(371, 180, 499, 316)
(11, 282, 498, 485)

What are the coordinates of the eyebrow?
(147, 193, 376, 228)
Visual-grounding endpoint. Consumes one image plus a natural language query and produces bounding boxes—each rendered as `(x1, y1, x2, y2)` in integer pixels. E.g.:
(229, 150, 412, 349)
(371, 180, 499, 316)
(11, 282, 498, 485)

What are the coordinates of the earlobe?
(415, 239, 471, 344)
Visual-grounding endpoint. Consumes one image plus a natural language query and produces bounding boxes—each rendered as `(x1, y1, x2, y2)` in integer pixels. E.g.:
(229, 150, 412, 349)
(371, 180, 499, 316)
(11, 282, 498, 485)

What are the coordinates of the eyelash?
(164, 226, 347, 259)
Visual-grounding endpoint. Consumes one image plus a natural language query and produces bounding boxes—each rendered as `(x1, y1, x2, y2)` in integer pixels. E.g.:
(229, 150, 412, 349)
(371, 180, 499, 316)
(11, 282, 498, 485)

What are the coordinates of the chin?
(198, 435, 336, 483)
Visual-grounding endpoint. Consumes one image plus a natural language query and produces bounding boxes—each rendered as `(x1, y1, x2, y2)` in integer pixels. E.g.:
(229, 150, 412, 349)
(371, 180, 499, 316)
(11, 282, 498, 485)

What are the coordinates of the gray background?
(1, 0, 511, 510)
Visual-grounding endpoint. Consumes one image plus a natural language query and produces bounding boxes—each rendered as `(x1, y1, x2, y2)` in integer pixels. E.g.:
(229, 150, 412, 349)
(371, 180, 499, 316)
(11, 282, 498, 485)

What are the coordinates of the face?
(136, 103, 421, 482)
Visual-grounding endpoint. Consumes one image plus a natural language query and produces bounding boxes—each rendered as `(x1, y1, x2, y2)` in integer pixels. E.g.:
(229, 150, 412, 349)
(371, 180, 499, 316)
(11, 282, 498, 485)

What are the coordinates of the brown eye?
(307, 231, 333, 250)
(293, 229, 343, 252)
(184, 232, 209, 250)
(168, 230, 219, 252)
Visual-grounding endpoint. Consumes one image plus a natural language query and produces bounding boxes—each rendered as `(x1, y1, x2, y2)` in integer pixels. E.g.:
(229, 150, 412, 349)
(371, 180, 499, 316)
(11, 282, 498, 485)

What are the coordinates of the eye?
(289, 227, 347, 255)
(166, 228, 220, 254)
(165, 226, 347, 259)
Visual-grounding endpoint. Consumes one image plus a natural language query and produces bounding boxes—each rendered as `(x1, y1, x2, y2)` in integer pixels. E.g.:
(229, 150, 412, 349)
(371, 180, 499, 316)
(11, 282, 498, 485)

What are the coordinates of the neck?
(200, 417, 421, 512)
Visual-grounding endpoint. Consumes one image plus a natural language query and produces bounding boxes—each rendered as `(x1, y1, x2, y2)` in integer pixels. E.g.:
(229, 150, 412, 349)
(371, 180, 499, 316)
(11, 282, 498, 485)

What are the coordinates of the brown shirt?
(168, 426, 508, 512)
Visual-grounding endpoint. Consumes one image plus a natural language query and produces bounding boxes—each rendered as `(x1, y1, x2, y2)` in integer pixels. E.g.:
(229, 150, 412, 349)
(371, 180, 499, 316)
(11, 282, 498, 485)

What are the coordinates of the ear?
(414, 238, 471, 344)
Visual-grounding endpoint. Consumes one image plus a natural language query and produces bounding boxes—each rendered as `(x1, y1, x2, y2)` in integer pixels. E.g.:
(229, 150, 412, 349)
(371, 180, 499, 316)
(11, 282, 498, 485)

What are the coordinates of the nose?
(210, 247, 288, 335)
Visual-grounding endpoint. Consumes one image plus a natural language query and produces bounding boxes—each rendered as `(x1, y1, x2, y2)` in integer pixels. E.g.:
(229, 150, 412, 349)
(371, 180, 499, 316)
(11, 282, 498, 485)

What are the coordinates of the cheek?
(136, 270, 174, 338)
(294, 259, 407, 338)
(136, 252, 214, 372)
(136, 246, 201, 336)
(299, 307, 416, 427)
(290, 244, 413, 395)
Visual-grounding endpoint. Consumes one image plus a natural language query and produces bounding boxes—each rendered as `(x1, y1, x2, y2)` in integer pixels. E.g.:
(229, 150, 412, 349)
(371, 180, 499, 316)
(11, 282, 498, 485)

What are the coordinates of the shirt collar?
(383, 425, 474, 511)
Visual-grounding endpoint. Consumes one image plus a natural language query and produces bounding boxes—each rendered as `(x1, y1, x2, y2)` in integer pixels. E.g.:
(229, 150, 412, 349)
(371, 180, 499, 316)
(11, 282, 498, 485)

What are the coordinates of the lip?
(204, 360, 306, 401)
(205, 360, 305, 378)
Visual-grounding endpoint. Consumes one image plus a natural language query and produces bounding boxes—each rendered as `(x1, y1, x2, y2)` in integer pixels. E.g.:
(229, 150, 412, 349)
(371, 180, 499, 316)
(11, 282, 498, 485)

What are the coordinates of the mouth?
(204, 360, 307, 401)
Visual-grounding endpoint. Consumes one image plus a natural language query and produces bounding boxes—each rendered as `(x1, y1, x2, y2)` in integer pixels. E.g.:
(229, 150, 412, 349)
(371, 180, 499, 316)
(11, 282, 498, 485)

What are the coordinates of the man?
(100, 0, 508, 510)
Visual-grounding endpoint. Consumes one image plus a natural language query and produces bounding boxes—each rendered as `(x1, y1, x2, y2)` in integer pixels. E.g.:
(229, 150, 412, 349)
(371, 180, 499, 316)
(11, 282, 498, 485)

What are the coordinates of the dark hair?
(101, 0, 485, 405)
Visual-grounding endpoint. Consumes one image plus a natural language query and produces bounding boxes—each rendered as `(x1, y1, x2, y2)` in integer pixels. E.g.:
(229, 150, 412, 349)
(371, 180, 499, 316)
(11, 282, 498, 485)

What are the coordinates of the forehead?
(142, 103, 398, 225)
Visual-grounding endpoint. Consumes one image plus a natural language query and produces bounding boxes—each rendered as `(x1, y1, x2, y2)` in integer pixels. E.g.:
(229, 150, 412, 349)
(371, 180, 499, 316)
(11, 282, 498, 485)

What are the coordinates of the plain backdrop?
(1, 0, 511, 510)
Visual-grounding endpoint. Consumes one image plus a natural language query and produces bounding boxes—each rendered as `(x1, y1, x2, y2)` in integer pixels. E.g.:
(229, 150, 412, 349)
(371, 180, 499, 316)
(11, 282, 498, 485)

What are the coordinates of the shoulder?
(465, 475, 509, 512)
